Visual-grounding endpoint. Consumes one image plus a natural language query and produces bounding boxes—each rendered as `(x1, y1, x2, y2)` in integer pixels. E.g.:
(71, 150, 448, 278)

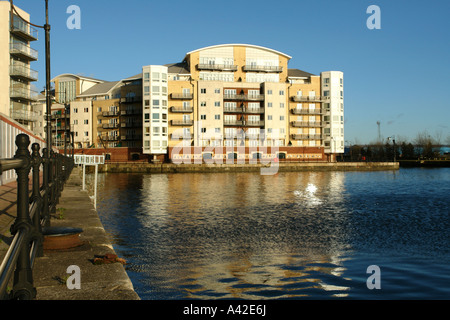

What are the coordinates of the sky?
(12, 0, 450, 145)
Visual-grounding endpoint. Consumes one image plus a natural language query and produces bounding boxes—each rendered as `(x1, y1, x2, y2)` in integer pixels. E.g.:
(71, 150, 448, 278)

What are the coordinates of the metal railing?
(0, 134, 74, 300)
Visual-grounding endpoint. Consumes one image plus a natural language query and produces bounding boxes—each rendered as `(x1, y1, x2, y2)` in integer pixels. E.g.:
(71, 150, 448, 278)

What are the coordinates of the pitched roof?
(288, 69, 316, 78)
(165, 62, 190, 75)
(78, 81, 121, 97)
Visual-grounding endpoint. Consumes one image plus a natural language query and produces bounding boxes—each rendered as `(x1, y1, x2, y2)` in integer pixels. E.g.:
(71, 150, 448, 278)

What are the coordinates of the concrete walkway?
(1, 167, 140, 300)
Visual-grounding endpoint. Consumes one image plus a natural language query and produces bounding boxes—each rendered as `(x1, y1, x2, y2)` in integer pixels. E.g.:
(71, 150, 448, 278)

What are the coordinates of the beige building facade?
(0, 1, 39, 132)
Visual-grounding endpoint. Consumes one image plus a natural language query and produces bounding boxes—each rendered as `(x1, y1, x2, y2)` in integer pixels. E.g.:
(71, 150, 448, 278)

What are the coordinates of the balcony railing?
(10, 86, 38, 101)
(170, 120, 194, 126)
(170, 93, 193, 100)
(244, 108, 264, 114)
(223, 94, 264, 101)
(291, 134, 322, 140)
(10, 109, 39, 122)
(10, 42, 38, 61)
(243, 65, 283, 73)
(245, 120, 265, 127)
(224, 107, 244, 113)
(10, 65, 38, 82)
(170, 106, 193, 113)
(170, 133, 194, 140)
(11, 16, 38, 41)
(102, 110, 119, 117)
(197, 64, 238, 71)
(291, 108, 322, 115)
(291, 121, 323, 127)
(102, 123, 119, 129)
(224, 120, 244, 126)
(291, 95, 324, 102)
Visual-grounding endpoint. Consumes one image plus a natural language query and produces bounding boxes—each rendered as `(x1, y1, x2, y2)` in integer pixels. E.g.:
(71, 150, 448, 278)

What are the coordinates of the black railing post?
(31, 143, 44, 257)
(41, 147, 50, 227)
(10, 134, 36, 300)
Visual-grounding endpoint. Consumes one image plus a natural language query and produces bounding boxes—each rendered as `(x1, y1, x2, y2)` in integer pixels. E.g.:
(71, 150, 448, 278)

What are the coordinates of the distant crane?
(377, 121, 381, 142)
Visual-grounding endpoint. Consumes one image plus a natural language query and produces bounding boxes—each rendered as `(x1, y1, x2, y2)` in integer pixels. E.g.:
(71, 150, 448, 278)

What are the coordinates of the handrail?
(0, 134, 74, 300)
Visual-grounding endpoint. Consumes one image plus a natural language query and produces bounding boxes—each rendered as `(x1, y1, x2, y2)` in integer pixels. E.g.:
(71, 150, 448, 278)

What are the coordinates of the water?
(89, 168, 450, 300)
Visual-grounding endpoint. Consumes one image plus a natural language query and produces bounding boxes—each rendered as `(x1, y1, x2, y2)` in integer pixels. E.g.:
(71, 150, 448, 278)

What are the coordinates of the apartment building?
(142, 44, 344, 161)
(50, 44, 344, 162)
(0, 1, 39, 132)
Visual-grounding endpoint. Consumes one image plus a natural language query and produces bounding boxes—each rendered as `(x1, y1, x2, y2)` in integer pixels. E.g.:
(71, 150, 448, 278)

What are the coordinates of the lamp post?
(388, 136, 396, 162)
(44, 0, 51, 156)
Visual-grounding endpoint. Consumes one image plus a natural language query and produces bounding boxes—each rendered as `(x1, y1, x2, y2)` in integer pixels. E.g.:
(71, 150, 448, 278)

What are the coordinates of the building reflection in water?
(92, 171, 354, 299)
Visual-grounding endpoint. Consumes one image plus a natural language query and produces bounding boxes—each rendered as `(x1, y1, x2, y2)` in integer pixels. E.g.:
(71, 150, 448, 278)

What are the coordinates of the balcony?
(170, 93, 193, 100)
(10, 86, 38, 102)
(102, 110, 119, 117)
(51, 113, 67, 120)
(291, 121, 323, 127)
(291, 134, 322, 140)
(245, 120, 265, 127)
(224, 107, 244, 113)
(101, 135, 119, 142)
(197, 64, 238, 71)
(11, 17, 38, 41)
(291, 95, 324, 102)
(291, 108, 322, 115)
(223, 94, 264, 101)
(10, 109, 39, 122)
(170, 133, 194, 140)
(10, 65, 38, 82)
(170, 120, 194, 126)
(243, 65, 283, 73)
(170, 106, 193, 113)
(10, 42, 38, 61)
(244, 108, 264, 114)
(224, 120, 244, 126)
(102, 123, 119, 129)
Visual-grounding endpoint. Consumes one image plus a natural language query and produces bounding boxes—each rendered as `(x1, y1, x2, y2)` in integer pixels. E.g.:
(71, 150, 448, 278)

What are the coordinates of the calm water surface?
(89, 168, 450, 300)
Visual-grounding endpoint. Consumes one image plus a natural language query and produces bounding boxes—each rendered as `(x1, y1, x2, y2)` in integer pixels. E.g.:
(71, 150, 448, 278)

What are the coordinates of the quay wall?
(84, 162, 399, 174)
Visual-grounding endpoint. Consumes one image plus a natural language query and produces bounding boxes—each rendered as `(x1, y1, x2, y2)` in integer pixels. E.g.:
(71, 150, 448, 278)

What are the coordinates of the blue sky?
(15, 0, 450, 144)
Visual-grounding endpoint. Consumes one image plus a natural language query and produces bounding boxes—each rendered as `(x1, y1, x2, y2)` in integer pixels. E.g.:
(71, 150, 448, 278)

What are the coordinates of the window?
(144, 72, 150, 81)
(214, 101, 220, 107)
(84, 108, 89, 113)
(280, 116, 284, 121)
(267, 115, 273, 120)
(152, 86, 160, 94)
(215, 114, 220, 120)
(267, 90, 272, 95)
(144, 86, 150, 95)
(324, 91, 330, 97)
(97, 107, 102, 112)
(215, 128, 220, 133)
(268, 102, 273, 108)
(279, 90, 284, 95)
(201, 128, 206, 133)
(201, 88, 206, 94)
(73, 120, 78, 125)
(201, 114, 206, 120)
(84, 119, 89, 124)
(153, 100, 160, 107)
(200, 101, 206, 107)
(145, 100, 150, 106)
(215, 88, 220, 94)
(84, 132, 88, 136)
(280, 103, 284, 108)
(152, 113, 160, 120)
